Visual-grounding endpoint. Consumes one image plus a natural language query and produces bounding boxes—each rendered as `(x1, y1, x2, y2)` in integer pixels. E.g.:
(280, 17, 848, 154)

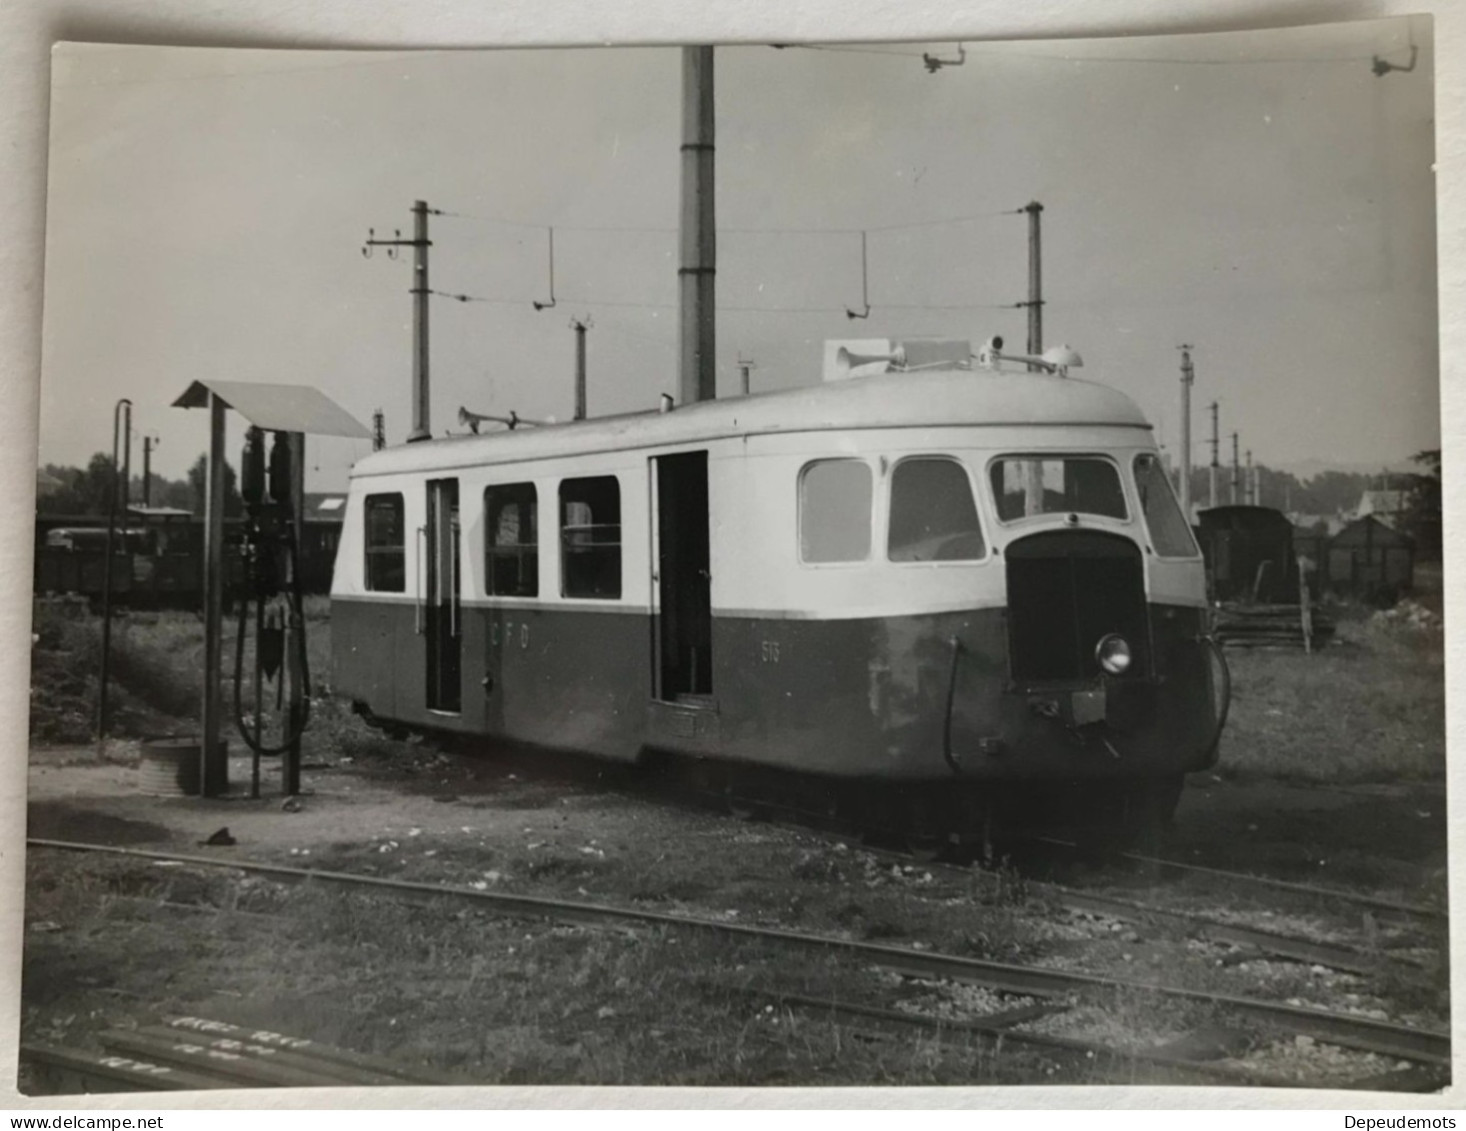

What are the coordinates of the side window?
(799, 459, 872, 563)
(485, 483, 538, 597)
(561, 476, 621, 598)
(1133, 453, 1199, 557)
(364, 493, 405, 592)
(888, 458, 986, 562)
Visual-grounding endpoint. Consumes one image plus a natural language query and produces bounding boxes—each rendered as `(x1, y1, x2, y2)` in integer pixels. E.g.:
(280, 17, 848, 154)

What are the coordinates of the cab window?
(800, 459, 872, 563)
(888, 458, 986, 562)
(1134, 454, 1199, 557)
(989, 457, 1127, 522)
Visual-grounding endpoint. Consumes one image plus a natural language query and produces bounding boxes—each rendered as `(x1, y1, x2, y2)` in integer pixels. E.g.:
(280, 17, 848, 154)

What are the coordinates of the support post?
(285, 431, 305, 797)
(410, 200, 431, 441)
(679, 46, 716, 406)
(1022, 201, 1045, 513)
(737, 355, 755, 397)
(572, 318, 589, 421)
(142, 437, 154, 507)
(1209, 401, 1220, 510)
(363, 203, 433, 441)
(201, 393, 228, 797)
(1179, 346, 1194, 520)
(96, 399, 131, 752)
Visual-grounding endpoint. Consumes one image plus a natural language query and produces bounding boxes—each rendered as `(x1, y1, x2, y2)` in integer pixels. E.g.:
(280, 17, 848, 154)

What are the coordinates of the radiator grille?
(1005, 531, 1150, 684)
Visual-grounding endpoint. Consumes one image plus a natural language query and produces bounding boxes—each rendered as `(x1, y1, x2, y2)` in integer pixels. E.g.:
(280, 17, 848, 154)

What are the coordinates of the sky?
(38, 17, 1438, 492)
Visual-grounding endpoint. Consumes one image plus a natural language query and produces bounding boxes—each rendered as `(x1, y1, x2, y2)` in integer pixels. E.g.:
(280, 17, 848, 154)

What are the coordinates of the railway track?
(843, 839, 1429, 980)
(22, 1016, 452, 1093)
(27, 837, 1450, 1091)
(1025, 835, 1447, 924)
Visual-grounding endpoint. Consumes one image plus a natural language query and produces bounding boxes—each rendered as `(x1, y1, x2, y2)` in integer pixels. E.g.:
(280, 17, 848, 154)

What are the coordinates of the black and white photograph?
(13, 13, 1449, 1100)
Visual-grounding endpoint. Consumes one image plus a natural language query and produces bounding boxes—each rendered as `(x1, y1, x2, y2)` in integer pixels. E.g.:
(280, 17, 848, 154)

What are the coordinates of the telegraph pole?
(1209, 401, 1220, 509)
(372, 408, 385, 452)
(1178, 345, 1194, 519)
(364, 201, 435, 441)
(1022, 202, 1044, 370)
(679, 47, 716, 405)
(142, 436, 157, 507)
(1246, 449, 1254, 505)
(97, 398, 131, 751)
(572, 317, 591, 421)
(1231, 432, 1241, 505)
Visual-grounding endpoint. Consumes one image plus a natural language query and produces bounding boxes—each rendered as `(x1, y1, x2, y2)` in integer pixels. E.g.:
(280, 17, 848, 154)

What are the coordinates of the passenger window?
(561, 476, 621, 598)
(800, 459, 872, 563)
(888, 458, 986, 562)
(485, 483, 538, 597)
(363, 493, 405, 592)
(1134, 454, 1199, 557)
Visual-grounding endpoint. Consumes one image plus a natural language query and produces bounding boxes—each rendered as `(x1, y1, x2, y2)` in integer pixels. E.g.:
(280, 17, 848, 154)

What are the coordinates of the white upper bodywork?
(333, 368, 1206, 617)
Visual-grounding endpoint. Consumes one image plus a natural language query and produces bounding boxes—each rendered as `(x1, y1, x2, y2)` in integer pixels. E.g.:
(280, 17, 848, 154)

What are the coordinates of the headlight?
(1096, 633, 1132, 675)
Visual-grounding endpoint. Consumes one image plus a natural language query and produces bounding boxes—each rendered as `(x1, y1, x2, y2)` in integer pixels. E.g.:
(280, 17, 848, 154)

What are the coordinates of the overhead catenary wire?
(430, 288, 1018, 314)
(433, 208, 1021, 237)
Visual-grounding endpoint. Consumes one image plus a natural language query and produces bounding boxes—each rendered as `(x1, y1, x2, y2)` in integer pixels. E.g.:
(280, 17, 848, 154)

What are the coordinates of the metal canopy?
(172, 380, 371, 439)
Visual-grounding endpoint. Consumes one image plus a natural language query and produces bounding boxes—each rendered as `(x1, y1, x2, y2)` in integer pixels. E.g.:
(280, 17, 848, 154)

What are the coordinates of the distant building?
(1355, 489, 1408, 528)
(1327, 515, 1414, 602)
(1288, 512, 1347, 537)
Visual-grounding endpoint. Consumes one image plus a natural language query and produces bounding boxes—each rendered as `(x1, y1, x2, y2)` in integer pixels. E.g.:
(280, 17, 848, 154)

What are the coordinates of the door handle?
(449, 522, 460, 639)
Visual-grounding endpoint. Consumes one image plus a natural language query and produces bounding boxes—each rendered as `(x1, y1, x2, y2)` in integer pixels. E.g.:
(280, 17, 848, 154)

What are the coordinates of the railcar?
(331, 337, 1229, 840)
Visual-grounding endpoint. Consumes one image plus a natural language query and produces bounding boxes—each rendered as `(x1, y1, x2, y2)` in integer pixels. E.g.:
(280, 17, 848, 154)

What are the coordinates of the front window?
(888, 458, 986, 562)
(989, 456, 1127, 522)
(560, 476, 621, 598)
(799, 459, 872, 563)
(1133, 454, 1198, 557)
(486, 483, 538, 596)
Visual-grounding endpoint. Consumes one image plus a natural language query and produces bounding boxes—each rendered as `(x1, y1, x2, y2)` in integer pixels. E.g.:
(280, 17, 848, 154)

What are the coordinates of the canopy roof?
(172, 380, 370, 439)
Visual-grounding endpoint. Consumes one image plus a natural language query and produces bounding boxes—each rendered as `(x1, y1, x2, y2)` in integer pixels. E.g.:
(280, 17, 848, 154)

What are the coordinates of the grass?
(1215, 604, 1446, 784)
(28, 596, 395, 762)
(21, 852, 1077, 1089)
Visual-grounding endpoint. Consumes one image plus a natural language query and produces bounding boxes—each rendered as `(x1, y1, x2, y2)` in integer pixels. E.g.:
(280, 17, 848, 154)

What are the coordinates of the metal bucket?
(137, 736, 206, 797)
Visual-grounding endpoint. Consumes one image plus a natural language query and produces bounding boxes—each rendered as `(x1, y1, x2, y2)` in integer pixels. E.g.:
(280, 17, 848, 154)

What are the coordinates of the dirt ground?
(26, 743, 1447, 900)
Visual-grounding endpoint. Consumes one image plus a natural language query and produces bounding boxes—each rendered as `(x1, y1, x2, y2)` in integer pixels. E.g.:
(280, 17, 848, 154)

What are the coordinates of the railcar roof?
(351, 368, 1151, 479)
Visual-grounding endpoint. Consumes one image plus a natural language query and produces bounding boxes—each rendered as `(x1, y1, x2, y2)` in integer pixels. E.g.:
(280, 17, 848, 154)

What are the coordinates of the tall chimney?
(679, 47, 716, 405)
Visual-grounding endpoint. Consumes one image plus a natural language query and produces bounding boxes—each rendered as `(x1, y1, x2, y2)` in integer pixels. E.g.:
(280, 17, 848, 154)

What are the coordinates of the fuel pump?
(232, 426, 311, 796)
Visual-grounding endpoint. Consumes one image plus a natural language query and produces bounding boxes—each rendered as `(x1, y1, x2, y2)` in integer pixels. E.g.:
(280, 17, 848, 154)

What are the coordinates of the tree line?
(37, 454, 243, 518)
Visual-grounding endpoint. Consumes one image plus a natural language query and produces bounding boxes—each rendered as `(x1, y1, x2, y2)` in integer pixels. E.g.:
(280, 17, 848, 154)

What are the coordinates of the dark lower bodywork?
(332, 595, 1222, 786)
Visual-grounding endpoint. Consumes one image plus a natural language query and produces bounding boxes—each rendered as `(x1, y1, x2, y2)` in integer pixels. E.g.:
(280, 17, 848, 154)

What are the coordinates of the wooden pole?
(201, 393, 228, 797)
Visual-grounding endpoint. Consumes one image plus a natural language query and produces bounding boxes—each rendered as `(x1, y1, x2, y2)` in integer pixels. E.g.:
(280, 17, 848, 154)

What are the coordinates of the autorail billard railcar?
(331, 337, 1230, 844)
